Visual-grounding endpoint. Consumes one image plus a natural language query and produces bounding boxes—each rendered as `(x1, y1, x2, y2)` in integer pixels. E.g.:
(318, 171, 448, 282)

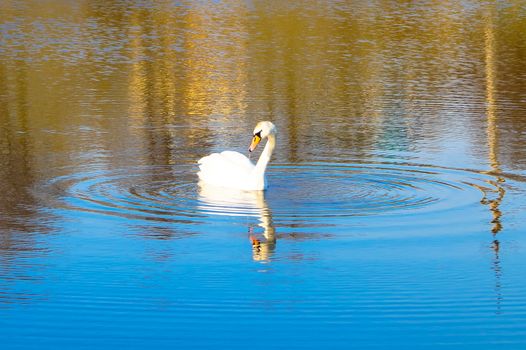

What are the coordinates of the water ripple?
(41, 162, 503, 234)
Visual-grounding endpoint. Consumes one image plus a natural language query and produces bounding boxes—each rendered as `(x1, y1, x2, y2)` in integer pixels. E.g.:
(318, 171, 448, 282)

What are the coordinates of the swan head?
(249, 121, 276, 152)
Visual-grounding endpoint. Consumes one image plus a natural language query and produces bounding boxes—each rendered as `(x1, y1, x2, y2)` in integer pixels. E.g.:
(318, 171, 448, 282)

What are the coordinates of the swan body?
(197, 121, 276, 191)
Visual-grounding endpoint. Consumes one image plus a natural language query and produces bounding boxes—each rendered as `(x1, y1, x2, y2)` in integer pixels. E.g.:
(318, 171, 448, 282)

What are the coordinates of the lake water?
(1, 1, 526, 349)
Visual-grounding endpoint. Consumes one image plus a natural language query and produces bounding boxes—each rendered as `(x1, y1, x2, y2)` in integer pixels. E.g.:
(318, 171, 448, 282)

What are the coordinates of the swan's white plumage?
(197, 151, 256, 189)
(197, 121, 276, 191)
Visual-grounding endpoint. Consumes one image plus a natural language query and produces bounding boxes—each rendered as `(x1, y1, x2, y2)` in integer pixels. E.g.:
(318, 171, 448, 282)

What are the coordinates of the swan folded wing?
(197, 151, 255, 188)
(198, 151, 253, 168)
(218, 151, 254, 169)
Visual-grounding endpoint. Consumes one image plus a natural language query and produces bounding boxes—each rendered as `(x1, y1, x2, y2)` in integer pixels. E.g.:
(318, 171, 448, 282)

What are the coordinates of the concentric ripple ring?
(42, 162, 504, 231)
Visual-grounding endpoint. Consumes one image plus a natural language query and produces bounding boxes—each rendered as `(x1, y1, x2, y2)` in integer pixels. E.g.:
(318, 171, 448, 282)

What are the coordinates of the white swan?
(197, 121, 276, 190)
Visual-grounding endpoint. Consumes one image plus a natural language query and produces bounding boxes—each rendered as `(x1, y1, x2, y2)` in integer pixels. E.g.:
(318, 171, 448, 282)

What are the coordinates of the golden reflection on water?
(484, 8, 499, 173)
(482, 5, 506, 239)
(1, 2, 526, 233)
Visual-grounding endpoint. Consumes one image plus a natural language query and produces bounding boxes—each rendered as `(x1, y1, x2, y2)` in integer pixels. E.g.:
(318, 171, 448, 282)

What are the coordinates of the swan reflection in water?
(197, 182, 276, 262)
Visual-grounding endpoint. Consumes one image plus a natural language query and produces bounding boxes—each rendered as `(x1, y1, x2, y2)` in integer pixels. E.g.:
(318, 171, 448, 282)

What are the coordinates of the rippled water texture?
(1, 1, 526, 349)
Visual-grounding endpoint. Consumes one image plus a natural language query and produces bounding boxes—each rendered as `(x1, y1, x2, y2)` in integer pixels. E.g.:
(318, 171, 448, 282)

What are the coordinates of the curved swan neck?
(254, 133, 276, 174)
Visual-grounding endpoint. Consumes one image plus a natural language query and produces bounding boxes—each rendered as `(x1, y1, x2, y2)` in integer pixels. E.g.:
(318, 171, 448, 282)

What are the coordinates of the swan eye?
(254, 130, 262, 138)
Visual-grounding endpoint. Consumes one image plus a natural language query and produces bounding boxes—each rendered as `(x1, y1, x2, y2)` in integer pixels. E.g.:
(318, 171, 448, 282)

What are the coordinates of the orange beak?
(249, 134, 261, 152)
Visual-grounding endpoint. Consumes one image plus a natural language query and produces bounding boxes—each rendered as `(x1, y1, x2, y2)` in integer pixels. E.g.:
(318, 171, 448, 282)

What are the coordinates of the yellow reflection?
(198, 183, 275, 262)
(483, 9, 505, 237)
(183, 2, 249, 117)
(126, 7, 181, 126)
(127, 13, 148, 126)
(484, 11, 499, 172)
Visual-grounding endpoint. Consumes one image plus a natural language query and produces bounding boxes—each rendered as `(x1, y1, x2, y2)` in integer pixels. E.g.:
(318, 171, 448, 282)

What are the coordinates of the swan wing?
(218, 151, 254, 169)
(197, 151, 255, 188)
(198, 151, 253, 170)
